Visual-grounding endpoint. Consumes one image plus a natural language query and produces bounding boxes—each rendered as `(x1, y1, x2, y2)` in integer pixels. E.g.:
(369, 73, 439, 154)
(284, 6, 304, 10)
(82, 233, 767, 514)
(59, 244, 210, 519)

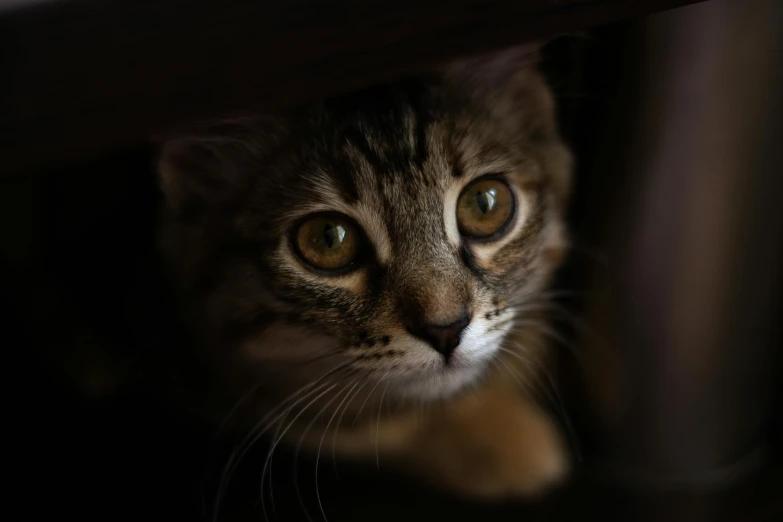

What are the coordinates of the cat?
(156, 43, 573, 500)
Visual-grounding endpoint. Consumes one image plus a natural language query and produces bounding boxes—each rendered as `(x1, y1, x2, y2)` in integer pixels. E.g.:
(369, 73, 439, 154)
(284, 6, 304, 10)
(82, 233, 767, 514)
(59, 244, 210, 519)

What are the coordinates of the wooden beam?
(0, 0, 703, 174)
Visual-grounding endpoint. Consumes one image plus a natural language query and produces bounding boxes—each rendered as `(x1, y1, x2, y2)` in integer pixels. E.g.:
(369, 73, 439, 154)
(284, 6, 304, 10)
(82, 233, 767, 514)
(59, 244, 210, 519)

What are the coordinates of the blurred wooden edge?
(0, 0, 703, 175)
(580, 0, 783, 484)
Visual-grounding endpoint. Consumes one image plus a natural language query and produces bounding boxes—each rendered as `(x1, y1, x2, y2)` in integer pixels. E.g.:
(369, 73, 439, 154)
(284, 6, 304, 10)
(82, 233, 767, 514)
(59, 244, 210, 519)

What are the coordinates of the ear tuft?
(441, 43, 542, 88)
(442, 42, 560, 140)
(156, 116, 286, 214)
(157, 138, 232, 213)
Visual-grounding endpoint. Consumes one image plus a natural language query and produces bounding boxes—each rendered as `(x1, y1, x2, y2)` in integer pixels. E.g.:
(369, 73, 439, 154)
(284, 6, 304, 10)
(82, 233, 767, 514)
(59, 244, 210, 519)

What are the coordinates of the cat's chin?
(391, 364, 487, 402)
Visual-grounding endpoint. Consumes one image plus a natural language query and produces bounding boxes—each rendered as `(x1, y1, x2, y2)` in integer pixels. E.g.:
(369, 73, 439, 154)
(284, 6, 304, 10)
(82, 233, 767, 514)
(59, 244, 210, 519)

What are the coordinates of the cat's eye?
(294, 213, 361, 272)
(456, 177, 515, 239)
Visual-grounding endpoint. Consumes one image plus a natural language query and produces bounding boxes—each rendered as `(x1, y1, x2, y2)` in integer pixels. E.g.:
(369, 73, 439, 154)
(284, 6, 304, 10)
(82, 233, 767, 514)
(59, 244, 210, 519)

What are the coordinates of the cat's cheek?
(237, 324, 339, 363)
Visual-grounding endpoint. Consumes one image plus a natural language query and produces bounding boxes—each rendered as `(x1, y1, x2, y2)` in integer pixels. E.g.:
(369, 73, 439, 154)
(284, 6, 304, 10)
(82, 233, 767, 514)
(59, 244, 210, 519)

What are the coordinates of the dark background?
(3, 1, 781, 521)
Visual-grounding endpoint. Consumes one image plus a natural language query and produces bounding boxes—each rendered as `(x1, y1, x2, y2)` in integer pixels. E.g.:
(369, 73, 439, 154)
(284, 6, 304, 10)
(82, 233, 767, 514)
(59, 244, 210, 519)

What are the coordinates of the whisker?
(375, 383, 390, 470)
(201, 380, 264, 519)
(504, 301, 582, 325)
(286, 349, 346, 369)
(316, 377, 363, 522)
(493, 352, 528, 390)
(215, 382, 264, 438)
(215, 357, 355, 522)
(486, 317, 515, 333)
(497, 345, 553, 398)
(214, 377, 333, 522)
(259, 383, 339, 522)
(508, 289, 583, 305)
(497, 345, 563, 425)
(289, 379, 356, 522)
(511, 319, 583, 365)
(257, 366, 360, 517)
(502, 342, 582, 463)
(266, 411, 286, 517)
(331, 378, 369, 478)
(351, 371, 388, 426)
(255, 380, 334, 520)
(566, 239, 611, 269)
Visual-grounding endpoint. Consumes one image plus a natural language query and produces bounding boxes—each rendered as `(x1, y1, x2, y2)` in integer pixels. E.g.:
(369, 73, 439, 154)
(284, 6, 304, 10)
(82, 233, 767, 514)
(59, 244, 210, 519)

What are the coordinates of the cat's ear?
(156, 117, 285, 214)
(441, 42, 557, 139)
(157, 138, 237, 213)
(442, 43, 541, 90)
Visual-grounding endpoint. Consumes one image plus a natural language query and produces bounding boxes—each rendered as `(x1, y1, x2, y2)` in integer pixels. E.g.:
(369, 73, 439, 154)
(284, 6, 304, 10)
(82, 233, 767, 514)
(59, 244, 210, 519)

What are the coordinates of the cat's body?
(157, 44, 573, 498)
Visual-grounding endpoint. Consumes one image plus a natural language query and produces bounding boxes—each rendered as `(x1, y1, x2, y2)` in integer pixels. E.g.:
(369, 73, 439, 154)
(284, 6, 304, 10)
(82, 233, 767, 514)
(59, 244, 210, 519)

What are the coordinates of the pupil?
(322, 223, 345, 249)
(476, 189, 496, 215)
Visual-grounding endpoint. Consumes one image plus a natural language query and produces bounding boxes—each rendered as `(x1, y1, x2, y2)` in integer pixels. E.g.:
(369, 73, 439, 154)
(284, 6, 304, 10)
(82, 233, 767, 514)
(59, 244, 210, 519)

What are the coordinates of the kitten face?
(158, 45, 571, 403)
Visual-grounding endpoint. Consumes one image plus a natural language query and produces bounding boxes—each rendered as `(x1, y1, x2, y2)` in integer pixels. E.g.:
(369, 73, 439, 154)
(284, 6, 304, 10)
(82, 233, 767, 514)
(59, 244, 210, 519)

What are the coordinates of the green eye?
(295, 214, 360, 271)
(456, 178, 514, 238)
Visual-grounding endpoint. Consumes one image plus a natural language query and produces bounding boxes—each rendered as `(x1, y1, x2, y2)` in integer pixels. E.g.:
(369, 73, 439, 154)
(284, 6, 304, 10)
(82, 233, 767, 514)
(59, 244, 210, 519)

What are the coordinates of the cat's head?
(157, 44, 572, 402)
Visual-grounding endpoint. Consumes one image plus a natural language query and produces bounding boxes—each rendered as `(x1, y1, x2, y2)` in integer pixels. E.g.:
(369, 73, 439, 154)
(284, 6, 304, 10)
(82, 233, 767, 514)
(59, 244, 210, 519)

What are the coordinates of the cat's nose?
(407, 313, 471, 360)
